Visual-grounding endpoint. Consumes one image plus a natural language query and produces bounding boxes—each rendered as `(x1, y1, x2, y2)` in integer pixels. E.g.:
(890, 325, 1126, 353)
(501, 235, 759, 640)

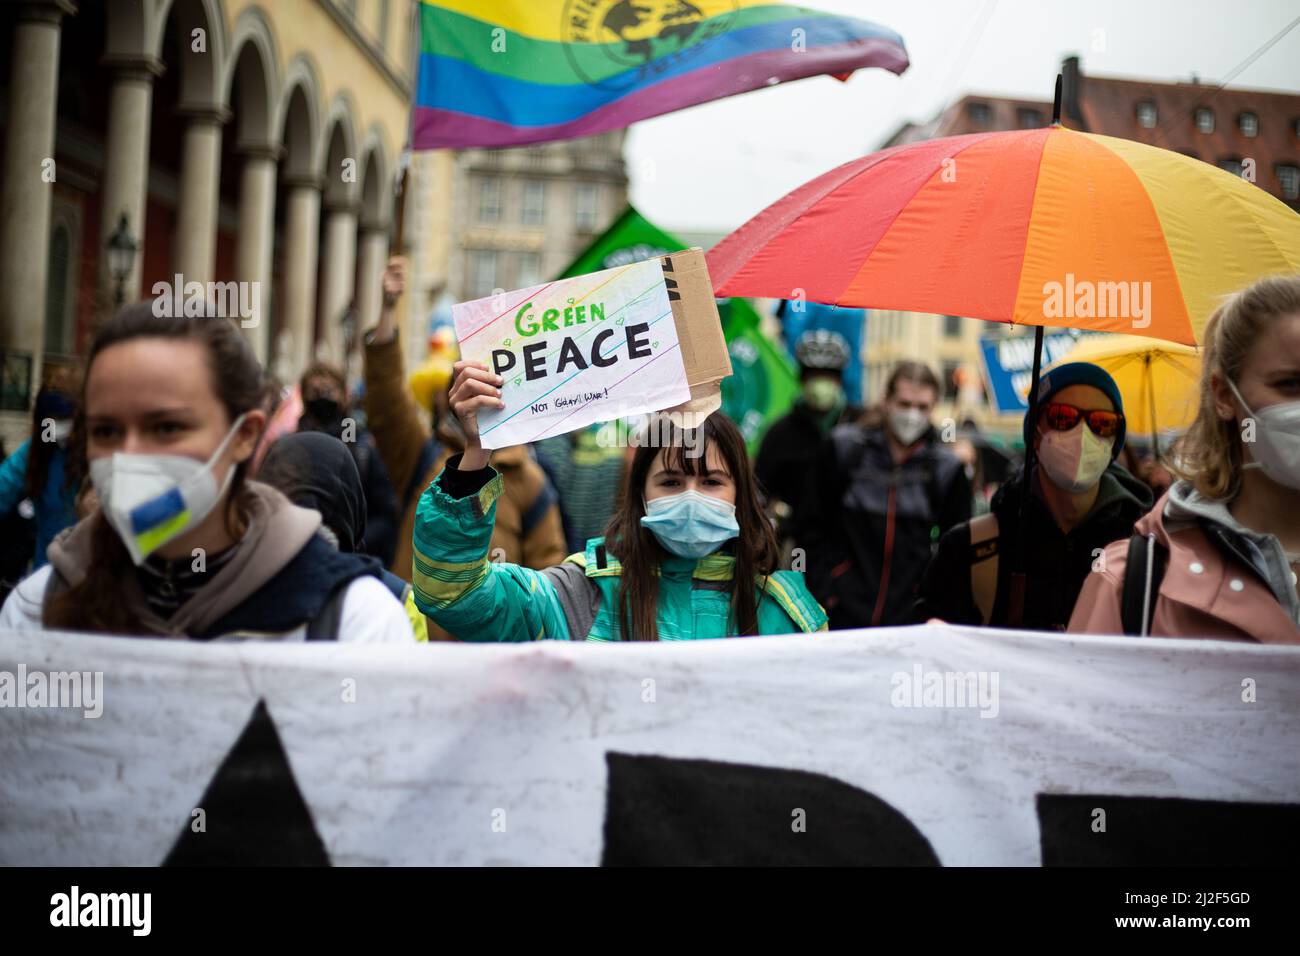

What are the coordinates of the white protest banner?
(452, 258, 691, 449)
(1, 625, 1296, 866)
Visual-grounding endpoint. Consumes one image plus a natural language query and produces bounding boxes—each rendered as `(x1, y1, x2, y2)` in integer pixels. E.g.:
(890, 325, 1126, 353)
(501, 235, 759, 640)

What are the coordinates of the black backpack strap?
(967, 513, 1000, 626)
(305, 583, 350, 642)
(1120, 532, 1167, 636)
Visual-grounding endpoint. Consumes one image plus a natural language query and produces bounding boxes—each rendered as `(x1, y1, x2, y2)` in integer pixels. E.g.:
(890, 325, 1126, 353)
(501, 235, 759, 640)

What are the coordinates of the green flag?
(556, 206, 798, 451)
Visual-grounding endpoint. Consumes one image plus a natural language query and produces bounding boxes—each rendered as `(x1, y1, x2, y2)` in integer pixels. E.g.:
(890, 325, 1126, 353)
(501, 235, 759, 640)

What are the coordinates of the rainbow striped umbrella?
(708, 124, 1300, 345)
(710, 85, 1300, 627)
(413, 1, 909, 149)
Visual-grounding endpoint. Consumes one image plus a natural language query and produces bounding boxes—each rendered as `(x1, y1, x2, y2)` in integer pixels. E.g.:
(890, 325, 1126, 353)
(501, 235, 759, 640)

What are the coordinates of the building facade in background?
(449, 132, 629, 302)
(0, 0, 436, 448)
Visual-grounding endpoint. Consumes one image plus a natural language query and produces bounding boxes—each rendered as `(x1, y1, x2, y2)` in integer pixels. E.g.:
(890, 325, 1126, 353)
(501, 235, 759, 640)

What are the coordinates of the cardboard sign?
(3, 625, 1297, 865)
(659, 248, 733, 426)
(453, 258, 691, 449)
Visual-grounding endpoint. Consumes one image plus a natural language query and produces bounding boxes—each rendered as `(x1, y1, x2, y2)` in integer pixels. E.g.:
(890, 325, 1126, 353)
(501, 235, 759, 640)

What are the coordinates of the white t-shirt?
(0, 565, 414, 643)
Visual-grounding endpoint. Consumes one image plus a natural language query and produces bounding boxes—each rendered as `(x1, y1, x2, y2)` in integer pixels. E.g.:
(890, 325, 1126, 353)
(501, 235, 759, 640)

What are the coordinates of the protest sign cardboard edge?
(657, 248, 733, 427)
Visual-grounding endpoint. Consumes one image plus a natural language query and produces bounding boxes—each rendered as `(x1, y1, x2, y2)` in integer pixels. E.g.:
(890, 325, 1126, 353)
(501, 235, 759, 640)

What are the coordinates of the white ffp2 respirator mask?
(89, 414, 247, 565)
(1038, 421, 1114, 494)
(1229, 378, 1300, 491)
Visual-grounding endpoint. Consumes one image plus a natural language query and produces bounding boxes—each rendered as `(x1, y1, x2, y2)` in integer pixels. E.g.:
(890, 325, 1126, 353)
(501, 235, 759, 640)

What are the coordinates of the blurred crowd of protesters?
(0, 265, 1297, 645)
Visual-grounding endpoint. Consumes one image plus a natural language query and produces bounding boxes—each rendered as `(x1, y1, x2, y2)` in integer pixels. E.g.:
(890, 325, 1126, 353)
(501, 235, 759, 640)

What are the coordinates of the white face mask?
(1038, 421, 1114, 494)
(1229, 378, 1300, 491)
(888, 407, 929, 446)
(89, 414, 248, 565)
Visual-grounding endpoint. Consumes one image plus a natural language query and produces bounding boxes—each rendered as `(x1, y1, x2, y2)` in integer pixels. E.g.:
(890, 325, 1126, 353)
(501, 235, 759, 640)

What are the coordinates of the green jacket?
(412, 465, 828, 642)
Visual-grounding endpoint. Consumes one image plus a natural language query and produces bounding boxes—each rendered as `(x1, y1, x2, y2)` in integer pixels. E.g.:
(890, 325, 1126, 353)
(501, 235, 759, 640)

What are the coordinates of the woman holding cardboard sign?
(410, 360, 828, 641)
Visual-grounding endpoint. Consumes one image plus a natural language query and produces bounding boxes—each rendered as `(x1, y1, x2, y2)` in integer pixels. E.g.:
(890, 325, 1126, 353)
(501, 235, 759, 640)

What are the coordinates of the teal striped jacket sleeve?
(411, 465, 572, 642)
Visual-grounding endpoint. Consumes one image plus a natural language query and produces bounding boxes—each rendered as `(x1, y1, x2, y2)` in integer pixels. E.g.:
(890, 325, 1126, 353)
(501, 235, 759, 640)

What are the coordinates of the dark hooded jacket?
(260, 432, 367, 553)
(755, 397, 861, 510)
(799, 422, 971, 629)
(297, 405, 399, 565)
(913, 462, 1153, 630)
(259, 432, 412, 606)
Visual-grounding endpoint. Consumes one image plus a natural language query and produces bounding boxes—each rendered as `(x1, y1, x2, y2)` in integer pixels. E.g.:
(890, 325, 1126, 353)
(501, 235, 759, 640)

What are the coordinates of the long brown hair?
(603, 412, 778, 641)
(44, 302, 266, 633)
(1172, 275, 1300, 501)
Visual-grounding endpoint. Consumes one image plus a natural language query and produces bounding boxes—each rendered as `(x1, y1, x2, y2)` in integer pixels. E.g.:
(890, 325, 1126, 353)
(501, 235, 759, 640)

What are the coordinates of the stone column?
(317, 199, 358, 366)
(0, 0, 74, 405)
(234, 145, 278, 363)
(98, 52, 163, 309)
(173, 105, 229, 287)
(279, 174, 323, 382)
(354, 225, 390, 336)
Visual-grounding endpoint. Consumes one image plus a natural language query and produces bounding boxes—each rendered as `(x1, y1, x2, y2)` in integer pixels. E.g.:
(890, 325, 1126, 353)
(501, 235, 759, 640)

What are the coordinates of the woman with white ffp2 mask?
(1070, 275, 1300, 644)
(0, 302, 412, 643)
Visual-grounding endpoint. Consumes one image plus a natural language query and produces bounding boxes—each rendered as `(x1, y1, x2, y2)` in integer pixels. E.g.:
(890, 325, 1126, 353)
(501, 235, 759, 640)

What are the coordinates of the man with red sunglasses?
(914, 362, 1153, 630)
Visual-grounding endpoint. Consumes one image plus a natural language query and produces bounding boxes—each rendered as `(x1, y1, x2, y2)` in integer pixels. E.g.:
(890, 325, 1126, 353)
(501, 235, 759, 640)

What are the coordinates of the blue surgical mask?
(640, 489, 739, 559)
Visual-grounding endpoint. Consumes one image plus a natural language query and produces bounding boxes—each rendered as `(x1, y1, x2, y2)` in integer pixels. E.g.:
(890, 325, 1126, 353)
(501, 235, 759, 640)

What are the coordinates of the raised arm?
(410, 361, 572, 641)
(362, 256, 433, 502)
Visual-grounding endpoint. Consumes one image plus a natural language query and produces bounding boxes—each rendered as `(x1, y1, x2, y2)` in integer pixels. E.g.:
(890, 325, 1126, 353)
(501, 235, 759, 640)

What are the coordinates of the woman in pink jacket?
(1069, 275, 1300, 643)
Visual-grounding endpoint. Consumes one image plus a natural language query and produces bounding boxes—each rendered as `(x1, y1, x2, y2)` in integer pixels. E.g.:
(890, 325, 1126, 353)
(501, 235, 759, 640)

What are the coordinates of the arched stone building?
(0, 0, 419, 443)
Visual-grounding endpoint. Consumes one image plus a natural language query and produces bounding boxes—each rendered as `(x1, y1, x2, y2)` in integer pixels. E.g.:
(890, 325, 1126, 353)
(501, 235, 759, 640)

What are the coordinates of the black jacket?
(799, 423, 971, 629)
(755, 399, 861, 509)
(913, 462, 1153, 631)
(298, 414, 400, 566)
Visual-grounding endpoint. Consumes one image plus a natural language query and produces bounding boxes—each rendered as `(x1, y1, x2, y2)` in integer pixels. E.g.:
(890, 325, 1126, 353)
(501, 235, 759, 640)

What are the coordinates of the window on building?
(1017, 108, 1044, 129)
(1278, 164, 1300, 200)
(1238, 112, 1259, 138)
(477, 177, 502, 222)
(517, 251, 542, 289)
(575, 183, 599, 230)
(943, 314, 962, 338)
(521, 180, 546, 225)
(1219, 157, 1244, 177)
(44, 224, 70, 355)
(468, 249, 499, 299)
(967, 102, 991, 126)
(1136, 101, 1158, 128)
(1194, 108, 1215, 134)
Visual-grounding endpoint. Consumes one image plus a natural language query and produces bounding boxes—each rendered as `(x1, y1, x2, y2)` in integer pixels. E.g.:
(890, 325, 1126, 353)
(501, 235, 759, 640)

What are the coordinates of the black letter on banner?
(163, 700, 330, 866)
(522, 342, 547, 381)
(625, 323, 652, 360)
(556, 337, 588, 375)
(1036, 794, 1300, 866)
(492, 350, 516, 377)
(601, 753, 939, 866)
(590, 329, 617, 367)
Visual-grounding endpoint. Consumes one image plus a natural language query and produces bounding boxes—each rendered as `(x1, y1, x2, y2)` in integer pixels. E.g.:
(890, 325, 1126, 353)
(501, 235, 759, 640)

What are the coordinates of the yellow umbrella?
(1046, 333, 1200, 444)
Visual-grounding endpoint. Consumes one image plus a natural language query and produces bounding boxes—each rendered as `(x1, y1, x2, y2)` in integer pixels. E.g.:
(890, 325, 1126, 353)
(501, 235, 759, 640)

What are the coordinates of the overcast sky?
(626, 0, 1300, 234)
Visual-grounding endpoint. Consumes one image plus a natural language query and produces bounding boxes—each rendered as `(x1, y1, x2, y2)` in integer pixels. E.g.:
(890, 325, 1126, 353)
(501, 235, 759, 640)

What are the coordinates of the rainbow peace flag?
(413, 1, 908, 149)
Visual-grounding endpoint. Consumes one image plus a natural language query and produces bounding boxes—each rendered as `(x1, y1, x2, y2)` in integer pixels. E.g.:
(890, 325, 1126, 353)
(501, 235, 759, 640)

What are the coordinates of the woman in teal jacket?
(411, 360, 827, 642)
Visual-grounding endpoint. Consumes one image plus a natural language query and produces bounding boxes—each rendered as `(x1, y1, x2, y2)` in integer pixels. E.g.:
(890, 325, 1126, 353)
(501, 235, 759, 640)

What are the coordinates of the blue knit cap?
(1023, 361, 1126, 458)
